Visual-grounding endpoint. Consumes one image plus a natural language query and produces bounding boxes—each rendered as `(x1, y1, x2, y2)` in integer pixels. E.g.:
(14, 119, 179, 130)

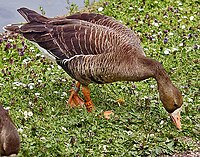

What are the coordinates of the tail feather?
(17, 7, 48, 23)
(3, 24, 22, 33)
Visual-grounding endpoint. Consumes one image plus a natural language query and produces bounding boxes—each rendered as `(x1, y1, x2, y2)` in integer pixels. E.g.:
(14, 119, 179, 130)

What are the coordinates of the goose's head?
(158, 84, 183, 129)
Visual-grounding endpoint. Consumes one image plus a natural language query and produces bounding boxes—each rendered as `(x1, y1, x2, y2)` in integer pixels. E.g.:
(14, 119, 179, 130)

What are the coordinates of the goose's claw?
(67, 89, 84, 108)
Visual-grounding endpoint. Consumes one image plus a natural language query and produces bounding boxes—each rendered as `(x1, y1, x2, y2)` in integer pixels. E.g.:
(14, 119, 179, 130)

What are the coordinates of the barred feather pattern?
(5, 8, 147, 85)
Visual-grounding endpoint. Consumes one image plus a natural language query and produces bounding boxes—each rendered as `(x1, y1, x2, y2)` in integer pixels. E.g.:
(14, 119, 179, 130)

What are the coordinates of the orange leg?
(82, 85, 95, 112)
(67, 82, 84, 108)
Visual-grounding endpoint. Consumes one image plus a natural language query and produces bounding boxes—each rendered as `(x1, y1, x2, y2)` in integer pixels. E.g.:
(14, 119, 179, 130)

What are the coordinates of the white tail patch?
(30, 41, 56, 62)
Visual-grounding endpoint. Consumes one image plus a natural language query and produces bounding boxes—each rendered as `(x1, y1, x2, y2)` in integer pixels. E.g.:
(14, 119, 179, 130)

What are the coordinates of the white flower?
(24, 111, 28, 119)
(8, 39, 14, 42)
(178, 2, 182, 5)
(30, 47, 35, 52)
(183, 16, 187, 19)
(129, 7, 133, 10)
(36, 54, 41, 57)
(4, 107, 10, 110)
(181, 25, 186, 29)
(188, 98, 193, 102)
(47, 67, 51, 71)
(61, 126, 67, 132)
(127, 131, 133, 136)
(152, 21, 159, 27)
(61, 79, 66, 82)
(35, 93, 40, 96)
(103, 145, 107, 152)
(18, 128, 23, 133)
(138, 21, 143, 24)
(150, 85, 155, 88)
(164, 49, 170, 55)
(28, 83, 34, 89)
(28, 111, 33, 117)
(172, 47, 179, 52)
(54, 91, 59, 94)
(190, 16, 194, 21)
(38, 79, 42, 83)
(57, 65, 62, 69)
(138, 8, 143, 11)
(169, 32, 174, 36)
(131, 17, 135, 20)
(160, 120, 164, 125)
(40, 137, 46, 141)
(61, 92, 67, 96)
(98, 7, 104, 12)
(179, 43, 184, 47)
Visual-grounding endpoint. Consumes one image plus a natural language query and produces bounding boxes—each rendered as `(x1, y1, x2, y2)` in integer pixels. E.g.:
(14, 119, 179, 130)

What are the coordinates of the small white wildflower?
(150, 134, 154, 137)
(61, 92, 67, 96)
(103, 145, 107, 152)
(169, 32, 174, 36)
(28, 111, 33, 117)
(183, 16, 187, 19)
(35, 93, 40, 96)
(61, 126, 67, 132)
(129, 7, 133, 10)
(24, 111, 28, 119)
(50, 65, 54, 69)
(178, 2, 182, 5)
(138, 8, 143, 11)
(38, 79, 42, 83)
(181, 25, 186, 29)
(0, 83, 4, 86)
(160, 120, 164, 125)
(172, 47, 179, 52)
(22, 134, 27, 138)
(158, 31, 162, 35)
(18, 128, 23, 133)
(57, 65, 62, 69)
(4, 107, 10, 110)
(152, 34, 157, 37)
(54, 91, 59, 94)
(127, 131, 133, 136)
(139, 21, 143, 24)
(188, 98, 193, 102)
(150, 85, 155, 88)
(179, 43, 184, 47)
(144, 48, 148, 51)
(36, 54, 41, 57)
(41, 54, 45, 58)
(131, 17, 135, 20)
(30, 47, 35, 52)
(47, 67, 51, 71)
(28, 83, 34, 89)
(61, 79, 66, 82)
(8, 39, 14, 42)
(13, 87, 17, 89)
(190, 16, 194, 21)
(152, 21, 159, 27)
(40, 137, 46, 141)
(98, 7, 104, 12)
(164, 49, 170, 55)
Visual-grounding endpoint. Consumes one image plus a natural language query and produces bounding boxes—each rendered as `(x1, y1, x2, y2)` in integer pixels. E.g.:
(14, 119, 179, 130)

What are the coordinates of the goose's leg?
(67, 82, 84, 108)
(82, 85, 95, 112)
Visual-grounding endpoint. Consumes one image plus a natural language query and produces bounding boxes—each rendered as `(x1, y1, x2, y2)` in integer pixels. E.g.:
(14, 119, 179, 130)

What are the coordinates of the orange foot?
(85, 100, 95, 112)
(67, 89, 84, 108)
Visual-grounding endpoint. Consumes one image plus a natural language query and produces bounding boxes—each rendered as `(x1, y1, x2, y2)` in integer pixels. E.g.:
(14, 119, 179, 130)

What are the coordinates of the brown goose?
(0, 104, 20, 156)
(4, 8, 183, 129)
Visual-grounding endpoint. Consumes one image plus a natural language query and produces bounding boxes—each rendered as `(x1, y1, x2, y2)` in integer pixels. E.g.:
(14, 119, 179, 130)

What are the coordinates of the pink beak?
(170, 108, 182, 130)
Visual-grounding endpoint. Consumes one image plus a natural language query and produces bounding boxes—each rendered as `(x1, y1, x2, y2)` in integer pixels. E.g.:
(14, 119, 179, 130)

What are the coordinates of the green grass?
(0, 0, 199, 156)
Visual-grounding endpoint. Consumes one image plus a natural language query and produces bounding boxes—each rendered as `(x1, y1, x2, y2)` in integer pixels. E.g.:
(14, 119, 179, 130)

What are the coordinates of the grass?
(0, 0, 199, 156)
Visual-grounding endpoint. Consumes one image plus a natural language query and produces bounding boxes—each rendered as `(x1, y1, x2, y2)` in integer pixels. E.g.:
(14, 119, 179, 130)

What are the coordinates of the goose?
(4, 8, 183, 129)
(0, 104, 20, 156)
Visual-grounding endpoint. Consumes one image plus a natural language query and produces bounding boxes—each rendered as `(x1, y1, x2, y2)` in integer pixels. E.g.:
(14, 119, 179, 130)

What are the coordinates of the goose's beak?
(170, 107, 182, 130)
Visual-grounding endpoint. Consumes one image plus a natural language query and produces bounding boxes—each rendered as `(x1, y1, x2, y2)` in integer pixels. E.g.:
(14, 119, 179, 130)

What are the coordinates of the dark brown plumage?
(0, 104, 20, 156)
(4, 8, 183, 129)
